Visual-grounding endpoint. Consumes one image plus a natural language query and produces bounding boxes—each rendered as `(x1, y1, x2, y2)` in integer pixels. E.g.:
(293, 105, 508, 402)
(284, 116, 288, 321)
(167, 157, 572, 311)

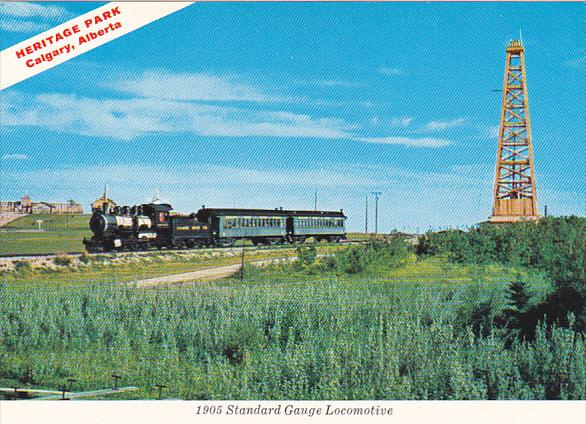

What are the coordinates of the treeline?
(417, 216, 586, 333)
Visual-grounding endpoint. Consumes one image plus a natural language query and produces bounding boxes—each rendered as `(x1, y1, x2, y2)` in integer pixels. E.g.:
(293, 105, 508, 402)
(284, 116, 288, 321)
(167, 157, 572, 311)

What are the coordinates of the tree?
(507, 278, 530, 312)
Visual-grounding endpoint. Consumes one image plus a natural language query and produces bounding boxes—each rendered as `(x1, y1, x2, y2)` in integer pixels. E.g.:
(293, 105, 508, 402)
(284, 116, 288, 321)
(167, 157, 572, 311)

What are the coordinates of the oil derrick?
(489, 40, 539, 223)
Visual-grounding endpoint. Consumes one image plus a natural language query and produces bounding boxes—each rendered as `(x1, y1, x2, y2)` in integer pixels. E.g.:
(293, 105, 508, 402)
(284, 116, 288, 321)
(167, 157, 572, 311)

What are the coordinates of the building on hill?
(91, 195, 117, 212)
(31, 202, 52, 213)
(20, 195, 32, 213)
(0, 195, 83, 214)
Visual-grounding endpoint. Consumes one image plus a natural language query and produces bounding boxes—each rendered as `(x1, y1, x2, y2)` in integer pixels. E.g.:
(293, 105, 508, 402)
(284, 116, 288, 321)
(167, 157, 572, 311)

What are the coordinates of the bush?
(295, 244, 317, 269)
(13, 261, 32, 273)
(53, 256, 72, 267)
(79, 251, 91, 264)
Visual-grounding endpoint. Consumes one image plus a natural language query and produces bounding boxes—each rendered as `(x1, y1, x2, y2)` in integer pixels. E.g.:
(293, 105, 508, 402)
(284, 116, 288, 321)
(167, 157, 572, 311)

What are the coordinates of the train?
(83, 202, 347, 252)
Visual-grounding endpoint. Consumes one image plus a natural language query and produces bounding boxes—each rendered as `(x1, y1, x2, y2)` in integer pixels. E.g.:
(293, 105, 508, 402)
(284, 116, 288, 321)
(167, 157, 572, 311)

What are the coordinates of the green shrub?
(295, 244, 317, 269)
(79, 251, 91, 264)
(53, 256, 73, 267)
(13, 261, 32, 273)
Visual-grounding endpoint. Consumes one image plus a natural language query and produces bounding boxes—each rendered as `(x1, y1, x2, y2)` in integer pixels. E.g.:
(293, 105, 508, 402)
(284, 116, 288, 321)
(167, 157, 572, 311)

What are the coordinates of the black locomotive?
(84, 202, 346, 252)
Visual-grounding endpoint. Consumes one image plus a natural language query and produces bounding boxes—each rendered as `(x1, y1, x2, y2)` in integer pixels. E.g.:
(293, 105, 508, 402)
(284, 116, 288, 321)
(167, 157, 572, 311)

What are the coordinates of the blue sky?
(1, 2, 584, 232)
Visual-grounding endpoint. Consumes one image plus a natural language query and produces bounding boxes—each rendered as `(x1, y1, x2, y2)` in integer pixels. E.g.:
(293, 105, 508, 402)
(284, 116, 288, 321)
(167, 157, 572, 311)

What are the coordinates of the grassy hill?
(0, 214, 91, 255)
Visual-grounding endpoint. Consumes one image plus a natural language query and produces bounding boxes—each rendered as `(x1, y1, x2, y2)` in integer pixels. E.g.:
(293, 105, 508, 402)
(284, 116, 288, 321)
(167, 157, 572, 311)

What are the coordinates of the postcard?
(0, 1, 584, 423)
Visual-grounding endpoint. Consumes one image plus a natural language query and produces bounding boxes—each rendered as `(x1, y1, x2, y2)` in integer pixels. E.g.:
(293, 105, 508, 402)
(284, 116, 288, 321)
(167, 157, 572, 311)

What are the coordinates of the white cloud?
(114, 70, 279, 103)
(2, 71, 452, 148)
(3, 91, 452, 147)
(0, 2, 71, 19)
(486, 125, 500, 138)
(378, 67, 403, 76)
(424, 118, 468, 132)
(313, 80, 363, 89)
(0, 2, 72, 33)
(355, 136, 450, 148)
(0, 20, 50, 33)
(1, 162, 497, 231)
(2, 153, 29, 161)
(2, 93, 350, 141)
(389, 116, 414, 128)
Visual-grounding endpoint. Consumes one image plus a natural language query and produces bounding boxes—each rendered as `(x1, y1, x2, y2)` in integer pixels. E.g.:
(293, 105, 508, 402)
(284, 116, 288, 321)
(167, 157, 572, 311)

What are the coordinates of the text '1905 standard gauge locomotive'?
(84, 202, 347, 252)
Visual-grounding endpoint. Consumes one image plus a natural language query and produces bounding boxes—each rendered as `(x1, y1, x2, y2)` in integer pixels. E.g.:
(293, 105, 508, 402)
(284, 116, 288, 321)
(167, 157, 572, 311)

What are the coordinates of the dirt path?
(134, 256, 299, 287)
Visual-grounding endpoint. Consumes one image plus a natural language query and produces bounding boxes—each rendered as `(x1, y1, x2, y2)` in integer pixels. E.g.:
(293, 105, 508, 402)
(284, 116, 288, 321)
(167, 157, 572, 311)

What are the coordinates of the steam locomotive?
(83, 202, 346, 252)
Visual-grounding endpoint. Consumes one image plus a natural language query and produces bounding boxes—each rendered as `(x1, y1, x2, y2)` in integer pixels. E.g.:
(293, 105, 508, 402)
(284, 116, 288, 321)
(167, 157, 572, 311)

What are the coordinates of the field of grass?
(0, 214, 91, 255)
(2, 239, 582, 400)
(2, 243, 345, 288)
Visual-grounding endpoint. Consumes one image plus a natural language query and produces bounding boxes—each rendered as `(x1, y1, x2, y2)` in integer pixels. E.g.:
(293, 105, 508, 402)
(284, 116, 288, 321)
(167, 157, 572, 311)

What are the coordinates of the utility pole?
(371, 192, 382, 235)
(365, 194, 369, 234)
(314, 190, 318, 211)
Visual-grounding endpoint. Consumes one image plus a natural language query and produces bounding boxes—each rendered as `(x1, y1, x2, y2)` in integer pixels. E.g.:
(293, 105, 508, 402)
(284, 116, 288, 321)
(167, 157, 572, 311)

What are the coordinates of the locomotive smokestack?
(101, 184, 109, 213)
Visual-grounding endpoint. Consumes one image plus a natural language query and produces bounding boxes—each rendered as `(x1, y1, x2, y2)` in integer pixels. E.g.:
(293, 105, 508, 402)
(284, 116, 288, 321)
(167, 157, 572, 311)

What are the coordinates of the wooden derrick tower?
(489, 40, 539, 223)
